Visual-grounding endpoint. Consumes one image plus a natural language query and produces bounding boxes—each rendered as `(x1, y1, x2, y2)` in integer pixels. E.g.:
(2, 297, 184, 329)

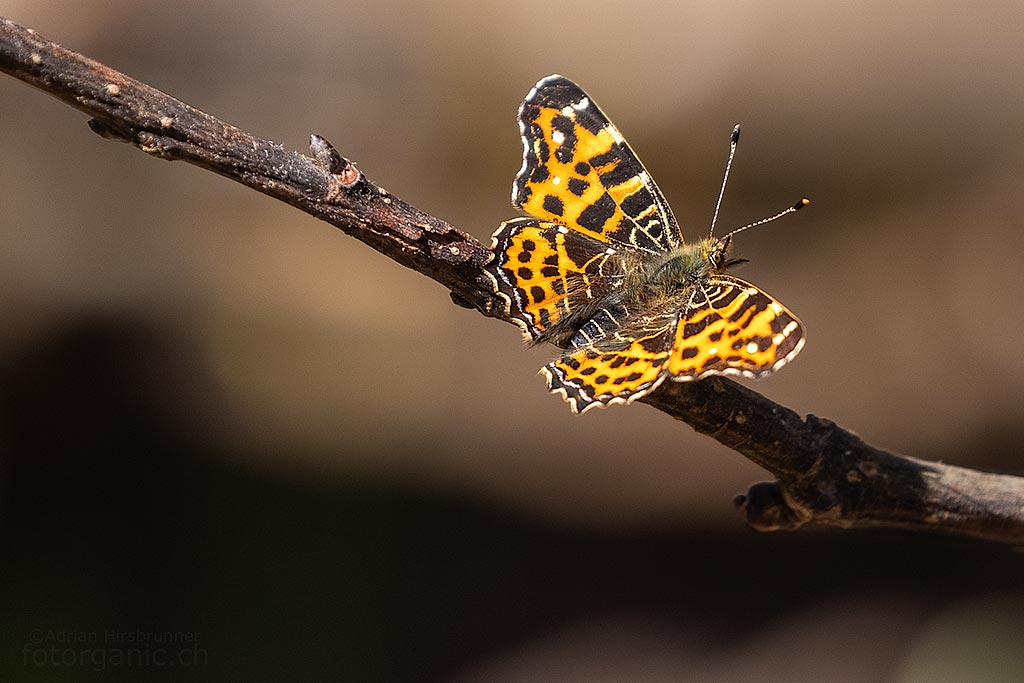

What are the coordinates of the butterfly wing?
(514, 75, 681, 253)
(485, 217, 628, 345)
(542, 302, 678, 413)
(542, 277, 805, 412)
(665, 276, 805, 379)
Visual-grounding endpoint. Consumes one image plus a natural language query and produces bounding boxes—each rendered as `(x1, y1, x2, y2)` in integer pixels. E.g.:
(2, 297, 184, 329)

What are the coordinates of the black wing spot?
(639, 336, 666, 353)
(728, 295, 768, 323)
(682, 313, 722, 339)
(588, 148, 619, 169)
(595, 146, 638, 188)
(620, 187, 654, 217)
(577, 192, 616, 233)
(551, 115, 578, 164)
(575, 112, 605, 136)
(712, 287, 741, 308)
(568, 178, 589, 197)
(542, 194, 565, 216)
(528, 165, 549, 184)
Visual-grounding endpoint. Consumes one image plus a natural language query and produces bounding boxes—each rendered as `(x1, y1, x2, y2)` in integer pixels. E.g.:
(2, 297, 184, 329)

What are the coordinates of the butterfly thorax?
(645, 237, 730, 294)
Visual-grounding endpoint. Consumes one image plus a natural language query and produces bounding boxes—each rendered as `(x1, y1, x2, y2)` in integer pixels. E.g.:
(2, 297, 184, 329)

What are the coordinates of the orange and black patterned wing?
(541, 277, 805, 412)
(542, 301, 678, 413)
(485, 217, 627, 344)
(514, 75, 681, 253)
(664, 276, 805, 380)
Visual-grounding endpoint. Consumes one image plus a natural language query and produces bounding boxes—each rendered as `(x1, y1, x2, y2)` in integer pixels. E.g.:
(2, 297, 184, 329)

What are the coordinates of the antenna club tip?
(794, 197, 810, 210)
(731, 125, 741, 142)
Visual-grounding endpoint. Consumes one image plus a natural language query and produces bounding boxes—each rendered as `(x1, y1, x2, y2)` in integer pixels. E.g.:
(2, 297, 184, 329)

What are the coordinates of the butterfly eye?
(707, 249, 723, 269)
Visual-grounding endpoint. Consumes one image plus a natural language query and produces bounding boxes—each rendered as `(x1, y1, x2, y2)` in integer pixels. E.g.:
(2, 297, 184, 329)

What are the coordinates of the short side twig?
(3, 17, 1023, 544)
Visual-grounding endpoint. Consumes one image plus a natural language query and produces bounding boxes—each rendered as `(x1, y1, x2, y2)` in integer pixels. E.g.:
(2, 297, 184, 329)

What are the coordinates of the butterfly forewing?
(666, 276, 805, 379)
(514, 75, 681, 253)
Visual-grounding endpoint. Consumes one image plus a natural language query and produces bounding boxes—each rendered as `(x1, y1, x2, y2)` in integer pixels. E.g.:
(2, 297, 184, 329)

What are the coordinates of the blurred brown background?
(3, 1, 1024, 681)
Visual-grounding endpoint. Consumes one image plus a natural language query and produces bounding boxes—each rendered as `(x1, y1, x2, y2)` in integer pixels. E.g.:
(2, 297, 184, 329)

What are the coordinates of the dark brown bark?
(3, 16, 1022, 544)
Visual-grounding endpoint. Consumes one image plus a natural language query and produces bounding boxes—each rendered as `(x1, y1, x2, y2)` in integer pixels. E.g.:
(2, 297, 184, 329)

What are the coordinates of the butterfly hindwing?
(485, 217, 627, 344)
(514, 75, 681, 253)
(543, 302, 678, 413)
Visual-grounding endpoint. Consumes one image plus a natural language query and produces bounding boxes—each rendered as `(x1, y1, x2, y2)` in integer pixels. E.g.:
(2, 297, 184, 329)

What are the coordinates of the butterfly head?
(703, 235, 749, 273)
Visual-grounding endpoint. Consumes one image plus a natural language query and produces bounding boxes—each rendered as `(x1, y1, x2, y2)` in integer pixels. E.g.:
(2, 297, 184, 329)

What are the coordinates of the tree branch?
(3, 17, 1022, 545)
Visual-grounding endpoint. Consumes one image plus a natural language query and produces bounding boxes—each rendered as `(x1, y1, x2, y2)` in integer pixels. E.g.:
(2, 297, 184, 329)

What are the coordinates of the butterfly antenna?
(709, 124, 741, 237)
(723, 197, 811, 241)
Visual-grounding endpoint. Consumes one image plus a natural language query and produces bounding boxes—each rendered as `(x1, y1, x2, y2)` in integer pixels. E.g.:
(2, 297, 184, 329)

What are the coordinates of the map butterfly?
(485, 75, 806, 413)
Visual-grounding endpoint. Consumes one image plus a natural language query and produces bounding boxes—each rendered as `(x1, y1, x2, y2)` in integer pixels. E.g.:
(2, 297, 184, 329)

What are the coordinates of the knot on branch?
(783, 414, 887, 520)
(735, 481, 810, 532)
(87, 117, 134, 142)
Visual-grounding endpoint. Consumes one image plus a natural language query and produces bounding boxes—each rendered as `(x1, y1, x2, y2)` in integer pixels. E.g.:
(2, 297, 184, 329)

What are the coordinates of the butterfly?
(484, 75, 806, 413)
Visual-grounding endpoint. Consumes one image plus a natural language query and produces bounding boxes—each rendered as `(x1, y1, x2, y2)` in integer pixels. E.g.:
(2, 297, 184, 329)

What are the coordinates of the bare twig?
(3, 17, 1023, 544)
